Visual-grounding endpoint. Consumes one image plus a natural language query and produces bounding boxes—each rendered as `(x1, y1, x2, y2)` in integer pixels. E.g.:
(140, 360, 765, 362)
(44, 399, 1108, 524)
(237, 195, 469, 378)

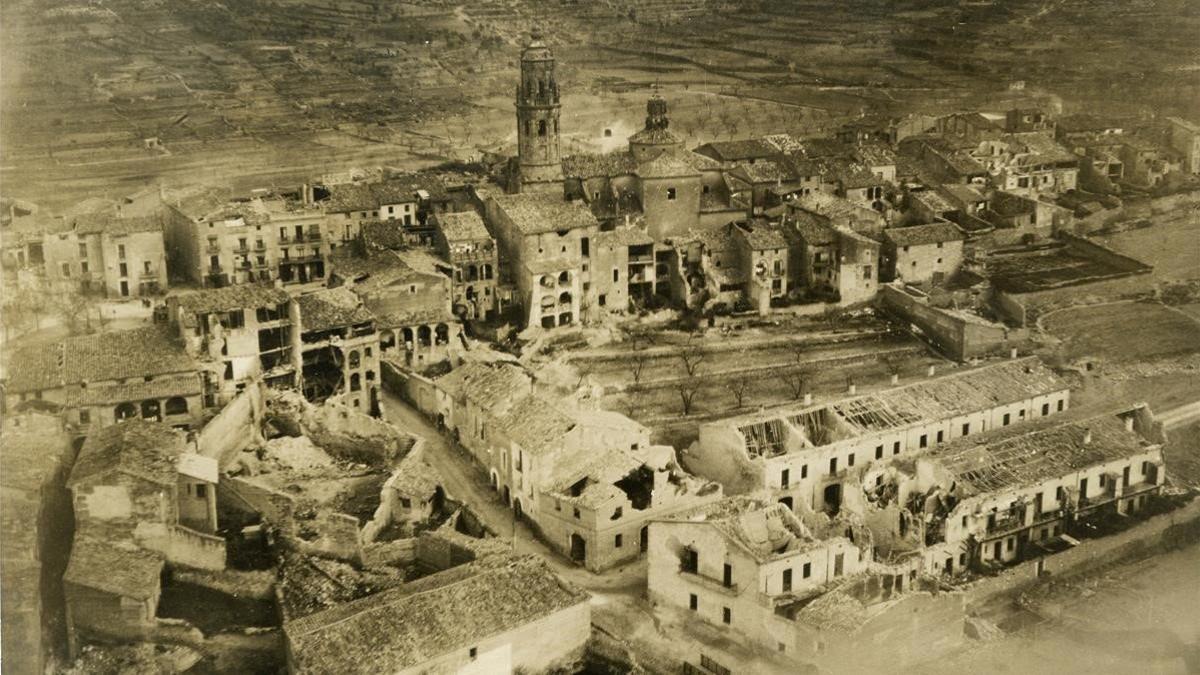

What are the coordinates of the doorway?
(823, 483, 842, 515)
(569, 534, 586, 563)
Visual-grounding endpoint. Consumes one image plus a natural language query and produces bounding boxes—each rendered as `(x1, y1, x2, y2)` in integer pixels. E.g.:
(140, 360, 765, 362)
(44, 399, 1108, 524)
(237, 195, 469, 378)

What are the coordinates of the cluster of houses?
(5, 32, 1196, 339)
(0, 28, 1188, 675)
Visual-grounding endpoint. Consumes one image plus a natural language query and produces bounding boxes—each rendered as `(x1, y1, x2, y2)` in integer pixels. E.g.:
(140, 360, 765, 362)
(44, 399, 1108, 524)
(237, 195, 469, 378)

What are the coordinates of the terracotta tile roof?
(172, 284, 291, 314)
(595, 226, 654, 247)
(884, 222, 964, 247)
(434, 211, 489, 242)
(493, 395, 577, 455)
(68, 420, 187, 488)
(384, 449, 441, 498)
(489, 193, 599, 235)
(285, 555, 587, 675)
(561, 151, 638, 178)
(62, 375, 204, 407)
(72, 211, 166, 236)
(360, 221, 408, 251)
(910, 189, 957, 215)
(324, 183, 377, 213)
(793, 217, 837, 246)
(436, 362, 531, 409)
(63, 535, 163, 600)
(730, 159, 796, 184)
(736, 223, 787, 250)
(328, 249, 432, 290)
(297, 287, 375, 333)
(5, 326, 198, 394)
(695, 139, 777, 162)
(635, 150, 701, 179)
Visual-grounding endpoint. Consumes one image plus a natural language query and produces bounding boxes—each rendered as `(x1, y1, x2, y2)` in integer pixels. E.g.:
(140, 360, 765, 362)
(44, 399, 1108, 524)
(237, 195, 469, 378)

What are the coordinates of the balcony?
(679, 569, 739, 596)
(206, 243, 221, 254)
(254, 241, 267, 251)
(305, 230, 322, 242)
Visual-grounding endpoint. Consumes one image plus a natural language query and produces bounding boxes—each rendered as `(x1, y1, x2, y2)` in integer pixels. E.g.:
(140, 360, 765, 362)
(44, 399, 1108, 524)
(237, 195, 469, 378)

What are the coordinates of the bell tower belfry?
(514, 28, 564, 190)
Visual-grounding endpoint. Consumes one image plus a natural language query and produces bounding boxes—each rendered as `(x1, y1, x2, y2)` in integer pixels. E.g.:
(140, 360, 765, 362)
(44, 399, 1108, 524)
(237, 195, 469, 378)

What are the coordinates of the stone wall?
(134, 522, 226, 570)
(879, 283, 1013, 360)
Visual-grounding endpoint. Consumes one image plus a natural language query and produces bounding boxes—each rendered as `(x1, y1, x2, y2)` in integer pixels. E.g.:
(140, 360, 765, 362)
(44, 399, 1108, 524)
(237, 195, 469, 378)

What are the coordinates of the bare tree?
(629, 351, 650, 386)
(677, 336, 706, 378)
(727, 375, 751, 408)
(782, 368, 809, 400)
(677, 379, 702, 416)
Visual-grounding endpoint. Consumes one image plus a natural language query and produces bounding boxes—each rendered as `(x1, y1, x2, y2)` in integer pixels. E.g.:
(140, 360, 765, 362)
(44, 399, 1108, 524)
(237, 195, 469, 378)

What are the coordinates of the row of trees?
(623, 326, 906, 418)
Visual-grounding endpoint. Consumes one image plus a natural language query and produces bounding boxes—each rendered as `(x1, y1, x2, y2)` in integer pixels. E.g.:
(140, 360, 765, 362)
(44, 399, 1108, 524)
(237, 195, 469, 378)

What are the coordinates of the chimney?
(891, 373, 899, 385)
(927, 365, 936, 377)
(1124, 415, 1135, 432)
(847, 383, 857, 395)
(803, 393, 813, 406)
(1010, 347, 1018, 359)
(1083, 428, 1092, 445)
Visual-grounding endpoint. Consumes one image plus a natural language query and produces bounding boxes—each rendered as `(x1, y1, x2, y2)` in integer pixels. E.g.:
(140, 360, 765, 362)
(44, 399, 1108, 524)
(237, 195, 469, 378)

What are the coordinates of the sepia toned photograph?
(0, 0, 1198, 673)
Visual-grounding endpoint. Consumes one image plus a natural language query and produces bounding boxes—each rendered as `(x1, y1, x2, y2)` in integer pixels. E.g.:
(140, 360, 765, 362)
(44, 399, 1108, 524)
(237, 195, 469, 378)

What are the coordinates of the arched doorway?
(779, 497, 794, 510)
(165, 396, 188, 416)
(115, 402, 138, 421)
(502, 485, 511, 506)
(490, 472, 498, 490)
(140, 399, 161, 421)
(569, 533, 586, 563)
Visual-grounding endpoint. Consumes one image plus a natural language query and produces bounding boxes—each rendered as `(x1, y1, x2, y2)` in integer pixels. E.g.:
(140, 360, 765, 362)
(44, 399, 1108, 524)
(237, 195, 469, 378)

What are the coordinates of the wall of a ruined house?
(685, 425, 762, 495)
(647, 520, 773, 639)
(133, 521, 225, 570)
(196, 383, 264, 466)
(757, 537, 864, 597)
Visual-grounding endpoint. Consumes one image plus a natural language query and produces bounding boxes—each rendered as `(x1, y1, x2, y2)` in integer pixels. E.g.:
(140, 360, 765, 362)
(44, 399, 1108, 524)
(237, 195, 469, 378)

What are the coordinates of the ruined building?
(687, 357, 1070, 517)
(885, 404, 1167, 576)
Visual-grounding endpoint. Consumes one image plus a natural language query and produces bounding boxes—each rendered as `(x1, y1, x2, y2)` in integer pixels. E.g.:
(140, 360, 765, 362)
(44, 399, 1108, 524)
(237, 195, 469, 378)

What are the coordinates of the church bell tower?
(515, 28, 564, 189)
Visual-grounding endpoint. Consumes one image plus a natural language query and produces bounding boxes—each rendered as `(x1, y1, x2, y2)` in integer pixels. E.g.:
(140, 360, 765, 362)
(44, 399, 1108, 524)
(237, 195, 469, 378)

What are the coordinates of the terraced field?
(3, 0, 1196, 209)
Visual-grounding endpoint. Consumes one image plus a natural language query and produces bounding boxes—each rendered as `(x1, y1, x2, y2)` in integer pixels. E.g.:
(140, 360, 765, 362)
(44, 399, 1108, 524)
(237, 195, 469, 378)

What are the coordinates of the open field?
(1096, 207, 1200, 283)
(3, 0, 1198, 209)
(917, 543, 1200, 675)
(562, 318, 946, 446)
(1042, 302, 1200, 365)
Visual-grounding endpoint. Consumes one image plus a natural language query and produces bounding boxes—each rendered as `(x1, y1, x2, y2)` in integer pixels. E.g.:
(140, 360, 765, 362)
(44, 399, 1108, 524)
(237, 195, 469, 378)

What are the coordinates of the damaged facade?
(647, 497, 962, 670)
(687, 357, 1070, 518)
(892, 404, 1166, 576)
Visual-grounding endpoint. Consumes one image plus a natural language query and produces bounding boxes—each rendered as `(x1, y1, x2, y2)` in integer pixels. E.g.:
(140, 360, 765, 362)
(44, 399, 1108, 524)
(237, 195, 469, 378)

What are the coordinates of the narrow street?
(378, 390, 791, 673)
